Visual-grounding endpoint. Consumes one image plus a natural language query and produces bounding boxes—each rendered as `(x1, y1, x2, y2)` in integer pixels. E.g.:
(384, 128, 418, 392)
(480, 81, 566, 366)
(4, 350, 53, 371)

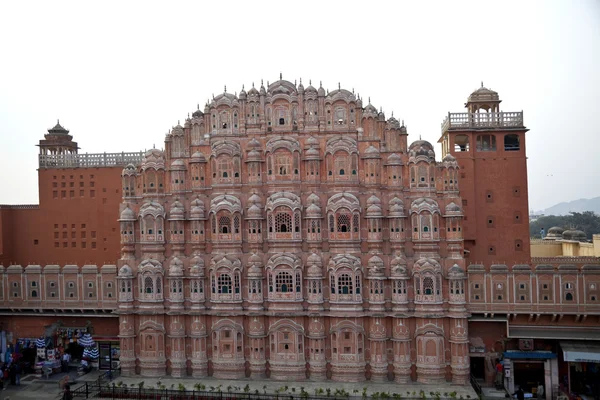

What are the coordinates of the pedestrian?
(8, 363, 15, 385)
(513, 386, 525, 400)
(495, 359, 504, 388)
(63, 382, 73, 400)
(537, 382, 544, 400)
(14, 363, 21, 386)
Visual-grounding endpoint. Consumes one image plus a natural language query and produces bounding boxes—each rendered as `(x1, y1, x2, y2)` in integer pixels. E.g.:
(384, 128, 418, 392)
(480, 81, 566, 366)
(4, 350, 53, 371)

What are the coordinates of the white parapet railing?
(39, 151, 144, 168)
(441, 111, 524, 132)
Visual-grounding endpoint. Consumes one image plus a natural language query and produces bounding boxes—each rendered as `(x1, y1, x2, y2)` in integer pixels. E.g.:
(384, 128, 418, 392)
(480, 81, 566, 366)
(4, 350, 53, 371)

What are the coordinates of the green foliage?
(449, 392, 458, 399)
(244, 384, 251, 393)
(138, 381, 145, 389)
(530, 211, 600, 240)
(178, 383, 186, 392)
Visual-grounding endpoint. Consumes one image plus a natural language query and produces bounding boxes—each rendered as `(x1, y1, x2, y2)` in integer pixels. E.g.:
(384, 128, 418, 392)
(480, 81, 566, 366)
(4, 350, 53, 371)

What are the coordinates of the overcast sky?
(0, 0, 598, 211)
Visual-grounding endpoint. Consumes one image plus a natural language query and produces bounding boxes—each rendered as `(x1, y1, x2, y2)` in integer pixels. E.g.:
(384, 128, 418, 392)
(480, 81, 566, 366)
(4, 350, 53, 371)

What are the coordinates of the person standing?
(495, 359, 504, 388)
(14, 363, 21, 386)
(537, 382, 544, 400)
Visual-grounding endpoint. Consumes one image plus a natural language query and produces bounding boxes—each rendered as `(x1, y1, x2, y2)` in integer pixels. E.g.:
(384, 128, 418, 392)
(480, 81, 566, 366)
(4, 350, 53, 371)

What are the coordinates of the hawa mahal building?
(1, 78, 599, 393)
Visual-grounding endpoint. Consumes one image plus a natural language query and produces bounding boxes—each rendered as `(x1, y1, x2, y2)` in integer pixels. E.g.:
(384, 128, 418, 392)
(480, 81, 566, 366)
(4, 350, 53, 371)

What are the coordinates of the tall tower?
(37, 120, 79, 156)
(438, 84, 530, 266)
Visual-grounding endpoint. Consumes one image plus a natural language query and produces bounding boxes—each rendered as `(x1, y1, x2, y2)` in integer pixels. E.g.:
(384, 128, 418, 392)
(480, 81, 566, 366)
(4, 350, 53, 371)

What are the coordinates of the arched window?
(144, 276, 153, 294)
(219, 215, 231, 234)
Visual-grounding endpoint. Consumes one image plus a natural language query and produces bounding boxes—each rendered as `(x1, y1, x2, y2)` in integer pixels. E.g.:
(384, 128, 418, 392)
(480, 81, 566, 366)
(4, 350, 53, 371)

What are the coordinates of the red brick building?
(1, 80, 598, 392)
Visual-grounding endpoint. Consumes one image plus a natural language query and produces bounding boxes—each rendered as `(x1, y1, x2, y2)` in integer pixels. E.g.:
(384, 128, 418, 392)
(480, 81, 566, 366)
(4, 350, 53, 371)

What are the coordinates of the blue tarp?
(503, 351, 556, 359)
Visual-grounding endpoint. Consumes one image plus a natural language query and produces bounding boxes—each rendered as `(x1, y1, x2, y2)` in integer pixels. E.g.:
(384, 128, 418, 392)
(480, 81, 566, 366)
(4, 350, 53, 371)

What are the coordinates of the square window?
(519, 284, 525, 290)
(543, 284, 548, 289)
(474, 295, 480, 300)
(33, 239, 39, 245)
(474, 283, 480, 289)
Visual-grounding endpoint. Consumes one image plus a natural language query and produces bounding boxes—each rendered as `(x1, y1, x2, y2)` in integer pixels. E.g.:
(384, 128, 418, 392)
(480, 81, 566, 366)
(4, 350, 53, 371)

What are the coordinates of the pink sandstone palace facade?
(1, 78, 599, 393)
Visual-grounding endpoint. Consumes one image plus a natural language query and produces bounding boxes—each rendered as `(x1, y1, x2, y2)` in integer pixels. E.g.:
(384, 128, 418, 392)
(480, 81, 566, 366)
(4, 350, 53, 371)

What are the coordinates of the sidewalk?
(0, 369, 106, 400)
(112, 376, 479, 399)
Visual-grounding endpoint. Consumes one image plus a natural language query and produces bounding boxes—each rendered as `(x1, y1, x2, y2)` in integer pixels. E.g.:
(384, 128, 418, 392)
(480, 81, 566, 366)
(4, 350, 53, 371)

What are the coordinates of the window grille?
(338, 274, 353, 294)
(218, 274, 232, 294)
(276, 272, 293, 293)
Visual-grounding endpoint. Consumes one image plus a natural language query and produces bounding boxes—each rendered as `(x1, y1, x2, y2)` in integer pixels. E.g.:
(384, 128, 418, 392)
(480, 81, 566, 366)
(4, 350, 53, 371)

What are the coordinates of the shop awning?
(561, 341, 600, 363)
(508, 325, 600, 340)
(503, 350, 556, 360)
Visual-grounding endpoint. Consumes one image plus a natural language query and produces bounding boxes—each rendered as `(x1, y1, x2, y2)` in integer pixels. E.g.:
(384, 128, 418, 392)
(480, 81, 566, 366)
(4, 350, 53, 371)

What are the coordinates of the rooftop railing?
(441, 111, 524, 132)
(39, 151, 144, 169)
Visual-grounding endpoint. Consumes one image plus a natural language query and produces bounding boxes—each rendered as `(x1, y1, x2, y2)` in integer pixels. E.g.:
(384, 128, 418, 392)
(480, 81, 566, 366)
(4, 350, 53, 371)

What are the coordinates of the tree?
(529, 211, 600, 240)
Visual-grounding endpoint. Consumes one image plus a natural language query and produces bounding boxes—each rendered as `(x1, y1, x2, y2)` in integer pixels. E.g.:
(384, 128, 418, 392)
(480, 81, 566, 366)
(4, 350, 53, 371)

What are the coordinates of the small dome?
(389, 197, 405, 217)
(169, 257, 184, 277)
(390, 255, 408, 277)
(317, 82, 325, 96)
(448, 264, 465, 279)
(118, 264, 133, 277)
(171, 159, 186, 170)
(308, 252, 322, 266)
(172, 124, 184, 136)
(190, 198, 205, 220)
(368, 255, 385, 276)
(408, 140, 436, 161)
(386, 117, 401, 130)
(248, 138, 261, 149)
(248, 193, 262, 204)
(305, 147, 320, 158)
(366, 195, 382, 218)
(247, 253, 263, 278)
(386, 153, 403, 165)
(364, 102, 377, 115)
(545, 226, 564, 240)
(192, 107, 203, 118)
(190, 151, 206, 163)
(468, 85, 500, 103)
(306, 202, 322, 219)
(247, 149, 262, 160)
(444, 202, 462, 216)
(305, 83, 317, 95)
(259, 82, 266, 96)
(248, 83, 259, 96)
(562, 229, 587, 242)
(367, 195, 381, 206)
(306, 136, 319, 147)
(239, 86, 247, 100)
(307, 253, 323, 277)
(248, 252, 262, 265)
(169, 200, 185, 220)
(247, 203, 262, 219)
(120, 206, 136, 221)
(364, 145, 381, 158)
(443, 153, 456, 163)
(190, 255, 205, 277)
(122, 163, 137, 176)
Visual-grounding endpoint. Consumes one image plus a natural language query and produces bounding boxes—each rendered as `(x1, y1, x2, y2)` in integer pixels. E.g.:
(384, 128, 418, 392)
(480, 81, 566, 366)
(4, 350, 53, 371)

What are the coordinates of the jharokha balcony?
(441, 111, 524, 133)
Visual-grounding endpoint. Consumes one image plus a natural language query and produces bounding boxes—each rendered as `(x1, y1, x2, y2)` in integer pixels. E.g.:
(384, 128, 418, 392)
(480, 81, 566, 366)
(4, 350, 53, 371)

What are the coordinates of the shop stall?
(560, 342, 600, 400)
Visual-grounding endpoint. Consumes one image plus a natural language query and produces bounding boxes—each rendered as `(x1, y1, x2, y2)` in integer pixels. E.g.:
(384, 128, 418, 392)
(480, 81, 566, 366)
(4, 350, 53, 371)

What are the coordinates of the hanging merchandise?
(79, 333, 94, 348)
(35, 337, 46, 348)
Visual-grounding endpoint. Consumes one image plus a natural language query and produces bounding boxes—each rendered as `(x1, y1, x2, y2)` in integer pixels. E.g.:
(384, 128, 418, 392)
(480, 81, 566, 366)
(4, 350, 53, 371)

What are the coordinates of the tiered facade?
(115, 78, 469, 383)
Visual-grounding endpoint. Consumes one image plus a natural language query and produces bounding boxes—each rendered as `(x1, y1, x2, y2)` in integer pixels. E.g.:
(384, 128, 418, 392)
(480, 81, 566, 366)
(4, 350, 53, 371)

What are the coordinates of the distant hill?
(538, 197, 600, 216)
